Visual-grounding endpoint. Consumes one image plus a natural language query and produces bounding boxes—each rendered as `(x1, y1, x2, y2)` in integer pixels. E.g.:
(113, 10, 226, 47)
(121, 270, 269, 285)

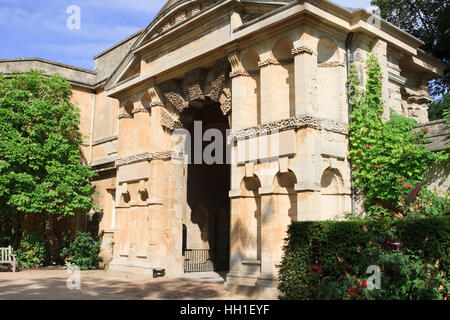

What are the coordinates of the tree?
(0, 71, 96, 261)
(428, 93, 450, 121)
(371, 0, 449, 97)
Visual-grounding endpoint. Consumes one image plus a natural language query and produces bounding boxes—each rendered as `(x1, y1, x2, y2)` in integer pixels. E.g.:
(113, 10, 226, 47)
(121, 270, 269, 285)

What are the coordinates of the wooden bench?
(0, 246, 16, 272)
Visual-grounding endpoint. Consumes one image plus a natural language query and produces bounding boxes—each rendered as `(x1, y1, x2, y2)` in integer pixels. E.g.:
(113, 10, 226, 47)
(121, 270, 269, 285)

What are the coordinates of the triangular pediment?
(133, 0, 222, 52)
(105, 0, 292, 90)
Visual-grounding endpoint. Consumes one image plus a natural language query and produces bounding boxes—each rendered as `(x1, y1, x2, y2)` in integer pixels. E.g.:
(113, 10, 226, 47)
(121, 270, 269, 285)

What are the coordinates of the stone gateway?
(1, 0, 446, 299)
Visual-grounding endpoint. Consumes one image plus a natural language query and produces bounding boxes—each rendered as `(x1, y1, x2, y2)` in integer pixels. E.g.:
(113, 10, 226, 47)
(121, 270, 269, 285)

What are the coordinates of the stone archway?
(155, 58, 232, 272)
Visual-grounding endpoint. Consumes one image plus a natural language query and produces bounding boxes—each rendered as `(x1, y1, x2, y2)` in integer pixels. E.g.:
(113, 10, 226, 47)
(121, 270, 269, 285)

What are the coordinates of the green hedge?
(278, 217, 450, 300)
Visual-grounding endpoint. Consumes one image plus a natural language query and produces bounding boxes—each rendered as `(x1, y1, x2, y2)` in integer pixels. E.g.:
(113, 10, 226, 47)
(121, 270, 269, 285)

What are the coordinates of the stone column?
(259, 57, 280, 123)
(229, 50, 260, 130)
(291, 127, 322, 220)
(292, 45, 317, 116)
(259, 187, 275, 276)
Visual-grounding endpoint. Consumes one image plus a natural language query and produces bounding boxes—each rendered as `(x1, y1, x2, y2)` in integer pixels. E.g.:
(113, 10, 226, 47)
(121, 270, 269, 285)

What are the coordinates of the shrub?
(278, 217, 450, 300)
(16, 230, 48, 268)
(60, 231, 102, 270)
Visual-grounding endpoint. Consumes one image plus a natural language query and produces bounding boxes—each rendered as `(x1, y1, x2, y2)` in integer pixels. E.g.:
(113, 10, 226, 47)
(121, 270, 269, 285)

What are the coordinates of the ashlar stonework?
(1, 0, 447, 299)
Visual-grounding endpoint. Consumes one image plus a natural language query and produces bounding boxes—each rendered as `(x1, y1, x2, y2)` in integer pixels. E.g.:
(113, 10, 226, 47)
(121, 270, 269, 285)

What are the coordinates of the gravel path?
(0, 268, 249, 300)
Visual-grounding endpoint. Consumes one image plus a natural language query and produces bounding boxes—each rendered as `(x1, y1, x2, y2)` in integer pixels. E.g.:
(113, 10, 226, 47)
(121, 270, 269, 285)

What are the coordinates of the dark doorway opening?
(181, 101, 230, 272)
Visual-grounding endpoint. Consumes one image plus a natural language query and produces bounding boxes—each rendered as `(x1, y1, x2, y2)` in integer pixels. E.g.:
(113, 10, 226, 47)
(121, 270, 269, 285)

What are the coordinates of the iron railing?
(183, 248, 229, 273)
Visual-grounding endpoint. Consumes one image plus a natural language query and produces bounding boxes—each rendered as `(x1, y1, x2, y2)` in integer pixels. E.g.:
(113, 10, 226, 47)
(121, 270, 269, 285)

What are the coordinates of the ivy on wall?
(347, 53, 446, 217)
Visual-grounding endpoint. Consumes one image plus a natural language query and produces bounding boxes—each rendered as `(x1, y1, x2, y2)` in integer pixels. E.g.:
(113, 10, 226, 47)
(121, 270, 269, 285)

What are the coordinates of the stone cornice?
(318, 61, 346, 68)
(116, 151, 183, 167)
(227, 115, 348, 143)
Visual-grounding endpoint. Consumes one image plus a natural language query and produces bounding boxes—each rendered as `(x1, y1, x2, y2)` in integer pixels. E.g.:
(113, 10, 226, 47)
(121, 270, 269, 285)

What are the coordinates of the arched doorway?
(181, 100, 231, 272)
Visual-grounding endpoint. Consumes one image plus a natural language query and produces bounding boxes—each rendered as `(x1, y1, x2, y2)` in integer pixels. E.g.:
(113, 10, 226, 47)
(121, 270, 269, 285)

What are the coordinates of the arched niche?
(242, 51, 260, 73)
(273, 38, 294, 61)
(272, 38, 295, 118)
(320, 168, 345, 219)
(121, 191, 131, 205)
(317, 37, 345, 122)
(124, 101, 134, 117)
(317, 37, 340, 64)
(141, 92, 152, 111)
(239, 50, 261, 127)
(139, 189, 149, 202)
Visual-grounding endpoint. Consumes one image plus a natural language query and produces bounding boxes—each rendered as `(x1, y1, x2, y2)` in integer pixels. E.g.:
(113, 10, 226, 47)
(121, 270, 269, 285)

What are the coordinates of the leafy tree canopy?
(371, 0, 450, 97)
(0, 71, 96, 219)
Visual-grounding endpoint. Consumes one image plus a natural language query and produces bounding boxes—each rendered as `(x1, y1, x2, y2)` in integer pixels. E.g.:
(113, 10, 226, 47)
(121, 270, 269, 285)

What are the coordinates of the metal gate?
(183, 248, 229, 273)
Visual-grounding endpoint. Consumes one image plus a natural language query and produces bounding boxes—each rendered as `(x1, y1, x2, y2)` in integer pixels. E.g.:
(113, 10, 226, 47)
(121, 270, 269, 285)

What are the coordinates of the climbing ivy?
(348, 53, 440, 217)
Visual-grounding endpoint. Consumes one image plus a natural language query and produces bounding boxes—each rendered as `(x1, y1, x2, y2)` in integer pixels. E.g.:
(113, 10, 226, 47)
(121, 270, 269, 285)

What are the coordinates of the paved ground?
(0, 268, 249, 300)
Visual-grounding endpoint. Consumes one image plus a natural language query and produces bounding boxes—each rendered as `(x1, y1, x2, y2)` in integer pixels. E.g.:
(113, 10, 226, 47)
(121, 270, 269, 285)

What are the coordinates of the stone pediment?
(133, 0, 222, 52)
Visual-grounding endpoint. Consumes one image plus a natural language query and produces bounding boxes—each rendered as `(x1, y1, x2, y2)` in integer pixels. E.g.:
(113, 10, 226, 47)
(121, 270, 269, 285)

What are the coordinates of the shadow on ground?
(0, 270, 245, 300)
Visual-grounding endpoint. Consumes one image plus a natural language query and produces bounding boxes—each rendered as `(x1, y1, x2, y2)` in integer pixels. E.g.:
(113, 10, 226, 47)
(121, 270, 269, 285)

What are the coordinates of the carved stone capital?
(291, 46, 315, 56)
(132, 106, 149, 115)
(229, 70, 251, 78)
(258, 58, 280, 68)
(118, 113, 133, 120)
(318, 61, 346, 68)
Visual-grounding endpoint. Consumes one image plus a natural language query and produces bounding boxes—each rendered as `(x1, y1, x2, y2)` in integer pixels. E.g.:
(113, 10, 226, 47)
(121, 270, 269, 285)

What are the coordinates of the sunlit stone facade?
(1, 0, 446, 298)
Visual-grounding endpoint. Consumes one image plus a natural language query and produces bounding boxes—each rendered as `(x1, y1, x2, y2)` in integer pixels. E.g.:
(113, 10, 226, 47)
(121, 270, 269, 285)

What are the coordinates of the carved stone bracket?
(220, 94, 232, 116)
(160, 108, 183, 131)
(206, 58, 229, 102)
(183, 68, 207, 103)
(159, 79, 188, 113)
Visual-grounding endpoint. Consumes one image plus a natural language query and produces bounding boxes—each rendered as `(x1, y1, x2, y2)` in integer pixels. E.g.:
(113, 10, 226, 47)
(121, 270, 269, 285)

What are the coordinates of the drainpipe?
(346, 32, 355, 215)
(89, 92, 96, 165)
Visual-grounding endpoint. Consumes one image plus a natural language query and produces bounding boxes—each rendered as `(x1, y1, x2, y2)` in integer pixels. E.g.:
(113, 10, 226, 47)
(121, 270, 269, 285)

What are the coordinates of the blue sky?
(0, 0, 372, 70)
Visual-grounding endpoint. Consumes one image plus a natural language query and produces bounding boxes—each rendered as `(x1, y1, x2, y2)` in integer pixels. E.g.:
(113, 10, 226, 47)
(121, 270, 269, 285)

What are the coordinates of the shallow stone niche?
(108, 157, 185, 279)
